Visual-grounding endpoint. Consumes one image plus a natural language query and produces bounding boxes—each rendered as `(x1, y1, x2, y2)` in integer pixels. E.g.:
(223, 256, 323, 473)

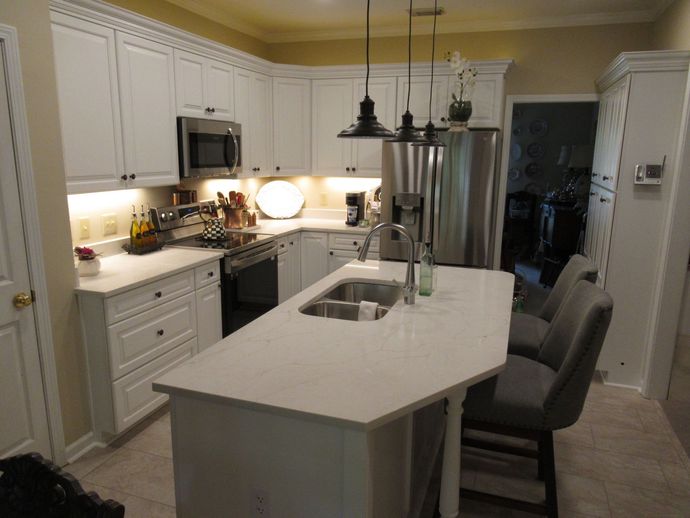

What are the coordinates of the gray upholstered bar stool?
(510, 254, 598, 360)
(458, 280, 613, 517)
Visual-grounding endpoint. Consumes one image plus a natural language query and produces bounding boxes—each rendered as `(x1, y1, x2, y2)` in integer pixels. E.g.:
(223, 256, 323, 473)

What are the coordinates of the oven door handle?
(229, 245, 277, 272)
(227, 128, 239, 175)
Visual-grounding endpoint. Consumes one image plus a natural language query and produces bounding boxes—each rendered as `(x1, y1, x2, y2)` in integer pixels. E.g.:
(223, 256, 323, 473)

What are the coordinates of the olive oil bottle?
(139, 205, 151, 246)
(130, 205, 142, 250)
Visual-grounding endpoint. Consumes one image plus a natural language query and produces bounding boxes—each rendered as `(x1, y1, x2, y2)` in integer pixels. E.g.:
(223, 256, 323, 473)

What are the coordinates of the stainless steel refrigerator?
(380, 129, 501, 268)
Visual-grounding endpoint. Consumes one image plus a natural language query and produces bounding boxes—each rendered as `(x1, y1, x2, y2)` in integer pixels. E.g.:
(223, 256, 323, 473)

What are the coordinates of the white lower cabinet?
(300, 232, 329, 290)
(78, 260, 221, 438)
(278, 233, 301, 303)
(327, 233, 379, 273)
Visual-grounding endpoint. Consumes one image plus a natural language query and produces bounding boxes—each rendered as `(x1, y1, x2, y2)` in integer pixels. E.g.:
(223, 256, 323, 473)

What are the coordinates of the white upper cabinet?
(273, 77, 311, 175)
(235, 68, 273, 177)
(463, 75, 503, 128)
(51, 13, 126, 194)
(116, 32, 178, 187)
(352, 78, 396, 176)
(312, 79, 354, 176)
(174, 49, 234, 121)
(397, 76, 449, 128)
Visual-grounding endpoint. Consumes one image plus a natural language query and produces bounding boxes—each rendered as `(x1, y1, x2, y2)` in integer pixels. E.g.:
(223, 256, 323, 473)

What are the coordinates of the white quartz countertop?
(249, 217, 372, 237)
(74, 248, 224, 297)
(154, 260, 514, 431)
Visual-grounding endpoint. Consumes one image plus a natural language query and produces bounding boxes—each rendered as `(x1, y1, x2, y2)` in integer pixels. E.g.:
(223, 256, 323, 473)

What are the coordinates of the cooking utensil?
(236, 192, 244, 207)
(229, 191, 237, 208)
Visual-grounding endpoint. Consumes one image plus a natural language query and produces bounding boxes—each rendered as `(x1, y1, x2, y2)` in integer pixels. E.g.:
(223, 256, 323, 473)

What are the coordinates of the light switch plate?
(320, 192, 328, 206)
(102, 213, 117, 235)
(634, 163, 662, 185)
(78, 217, 90, 239)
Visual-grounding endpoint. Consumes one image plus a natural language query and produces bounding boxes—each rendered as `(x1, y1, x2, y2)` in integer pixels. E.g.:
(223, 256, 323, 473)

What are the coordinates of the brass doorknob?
(13, 292, 32, 308)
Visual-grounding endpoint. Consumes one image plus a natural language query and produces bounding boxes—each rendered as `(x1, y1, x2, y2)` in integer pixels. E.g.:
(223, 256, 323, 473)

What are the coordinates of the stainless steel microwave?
(177, 117, 242, 178)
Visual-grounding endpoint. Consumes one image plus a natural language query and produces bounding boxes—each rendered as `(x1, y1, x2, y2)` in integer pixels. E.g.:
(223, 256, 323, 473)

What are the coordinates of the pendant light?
(338, 0, 394, 139)
(387, 0, 425, 143)
(412, 0, 445, 148)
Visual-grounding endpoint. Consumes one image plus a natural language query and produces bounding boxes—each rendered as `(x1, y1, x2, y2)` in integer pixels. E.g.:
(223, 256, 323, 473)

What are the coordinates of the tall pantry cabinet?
(584, 51, 690, 387)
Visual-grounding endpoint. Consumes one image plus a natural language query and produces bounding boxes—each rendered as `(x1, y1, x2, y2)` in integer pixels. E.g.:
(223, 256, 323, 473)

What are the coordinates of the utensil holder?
(223, 208, 244, 229)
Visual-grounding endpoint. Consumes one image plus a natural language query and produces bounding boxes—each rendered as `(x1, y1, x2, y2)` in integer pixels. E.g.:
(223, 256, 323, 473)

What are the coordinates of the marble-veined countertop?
(154, 260, 514, 431)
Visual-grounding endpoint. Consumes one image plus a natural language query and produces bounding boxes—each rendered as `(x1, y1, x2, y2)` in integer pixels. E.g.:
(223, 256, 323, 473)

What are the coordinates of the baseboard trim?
(64, 432, 106, 465)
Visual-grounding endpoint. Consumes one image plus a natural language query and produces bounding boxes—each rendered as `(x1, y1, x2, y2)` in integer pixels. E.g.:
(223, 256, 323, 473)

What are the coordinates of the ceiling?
(163, 0, 675, 43)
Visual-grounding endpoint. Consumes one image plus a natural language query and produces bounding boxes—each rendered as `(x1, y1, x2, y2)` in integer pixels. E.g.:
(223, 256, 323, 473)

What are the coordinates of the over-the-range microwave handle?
(227, 127, 239, 175)
(228, 245, 277, 272)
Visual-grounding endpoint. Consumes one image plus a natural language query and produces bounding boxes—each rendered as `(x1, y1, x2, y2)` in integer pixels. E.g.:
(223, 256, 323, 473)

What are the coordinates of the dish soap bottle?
(419, 243, 434, 296)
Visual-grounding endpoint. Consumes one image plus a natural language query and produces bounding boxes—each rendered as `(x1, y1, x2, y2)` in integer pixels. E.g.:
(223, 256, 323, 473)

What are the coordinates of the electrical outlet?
(320, 192, 328, 206)
(102, 213, 117, 236)
(251, 488, 270, 518)
(78, 217, 90, 239)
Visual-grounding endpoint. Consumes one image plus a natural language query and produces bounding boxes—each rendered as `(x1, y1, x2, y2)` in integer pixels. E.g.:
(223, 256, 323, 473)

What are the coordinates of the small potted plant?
(74, 246, 101, 277)
(446, 51, 477, 131)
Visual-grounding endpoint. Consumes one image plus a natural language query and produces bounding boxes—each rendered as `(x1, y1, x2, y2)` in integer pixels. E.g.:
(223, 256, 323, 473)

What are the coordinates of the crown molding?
(50, 0, 513, 80)
(597, 51, 690, 91)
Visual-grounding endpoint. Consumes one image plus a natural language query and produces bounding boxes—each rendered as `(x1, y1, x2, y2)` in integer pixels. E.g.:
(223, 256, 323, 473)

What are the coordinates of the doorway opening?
(498, 99, 598, 313)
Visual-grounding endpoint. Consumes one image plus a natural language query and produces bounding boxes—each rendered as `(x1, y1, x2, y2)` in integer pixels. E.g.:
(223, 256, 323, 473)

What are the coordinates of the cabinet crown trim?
(597, 50, 690, 91)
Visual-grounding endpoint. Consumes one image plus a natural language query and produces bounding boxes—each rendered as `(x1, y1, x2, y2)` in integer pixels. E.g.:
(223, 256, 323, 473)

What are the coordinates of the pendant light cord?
(406, 0, 412, 111)
(365, 0, 370, 98)
(428, 0, 438, 122)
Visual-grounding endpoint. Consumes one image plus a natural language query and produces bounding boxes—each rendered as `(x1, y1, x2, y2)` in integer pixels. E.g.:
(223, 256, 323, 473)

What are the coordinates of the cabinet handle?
(289, 241, 294, 246)
(590, 192, 596, 196)
(602, 176, 610, 181)
(207, 271, 214, 277)
(592, 173, 599, 177)
(441, 117, 447, 122)
(276, 166, 280, 171)
(252, 167, 257, 172)
(205, 107, 211, 112)
(154, 291, 162, 298)
(157, 329, 164, 336)
(129, 174, 136, 180)
(280, 243, 285, 248)
(257, 167, 261, 172)
(210, 107, 215, 113)
(352, 167, 356, 172)
(600, 197, 608, 203)
(120, 174, 127, 181)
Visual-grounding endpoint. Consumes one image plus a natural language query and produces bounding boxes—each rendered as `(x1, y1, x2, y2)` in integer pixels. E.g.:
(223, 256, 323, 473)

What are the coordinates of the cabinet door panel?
(273, 78, 311, 175)
(312, 80, 353, 175)
(174, 49, 206, 118)
(467, 77, 498, 128)
(597, 190, 616, 287)
(250, 73, 273, 176)
(300, 232, 328, 289)
(277, 251, 289, 304)
(116, 33, 178, 186)
(234, 68, 252, 178)
(287, 234, 301, 299)
(51, 14, 125, 193)
(207, 60, 234, 121)
(196, 283, 222, 352)
(397, 76, 449, 128)
(353, 78, 396, 175)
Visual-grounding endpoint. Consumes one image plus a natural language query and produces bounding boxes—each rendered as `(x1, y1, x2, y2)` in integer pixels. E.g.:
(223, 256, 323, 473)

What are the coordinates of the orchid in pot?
(74, 246, 101, 277)
(446, 51, 477, 130)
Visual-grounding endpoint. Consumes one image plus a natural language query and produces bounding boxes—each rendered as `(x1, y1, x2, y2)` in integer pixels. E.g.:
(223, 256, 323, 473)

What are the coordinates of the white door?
(0, 53, 51, 458)
(174, 49, 207, 118)
(249, 72, 273, 177)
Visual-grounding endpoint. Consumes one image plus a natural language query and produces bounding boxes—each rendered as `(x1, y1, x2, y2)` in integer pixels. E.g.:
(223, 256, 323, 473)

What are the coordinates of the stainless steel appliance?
(152, 202, 278, 336)
(380, 129, 501, 268)
(177, 117, 241, 178)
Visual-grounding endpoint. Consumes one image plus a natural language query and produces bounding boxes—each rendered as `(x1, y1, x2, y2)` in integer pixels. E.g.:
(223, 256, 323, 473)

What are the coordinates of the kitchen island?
(154, 260, 513, 517)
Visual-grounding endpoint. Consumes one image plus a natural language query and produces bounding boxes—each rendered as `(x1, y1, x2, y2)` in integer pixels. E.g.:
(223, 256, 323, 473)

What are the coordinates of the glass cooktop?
(172, 232, 273, 252)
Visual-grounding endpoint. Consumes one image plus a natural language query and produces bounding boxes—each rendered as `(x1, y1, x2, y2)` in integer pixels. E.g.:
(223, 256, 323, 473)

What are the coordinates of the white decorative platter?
(255, 181, 305, 219)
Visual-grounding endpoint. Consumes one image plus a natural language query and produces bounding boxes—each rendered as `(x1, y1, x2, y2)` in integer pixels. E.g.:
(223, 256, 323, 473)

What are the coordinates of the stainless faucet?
(358, 222, 416, 305)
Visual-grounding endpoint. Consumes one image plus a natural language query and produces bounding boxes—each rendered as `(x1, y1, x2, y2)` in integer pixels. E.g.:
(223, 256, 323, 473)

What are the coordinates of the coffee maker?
(345, 192, 366, 226)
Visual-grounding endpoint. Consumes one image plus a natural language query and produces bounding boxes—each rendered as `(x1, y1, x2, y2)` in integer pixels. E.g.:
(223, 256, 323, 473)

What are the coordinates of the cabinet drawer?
(107, 292, 197, 379)
(276, 235, 288, 255)
(112, 338, 195, 433)
(105, 270, 194, 324)
(195, 261, 221, 289)
(329, 233, 379, 252)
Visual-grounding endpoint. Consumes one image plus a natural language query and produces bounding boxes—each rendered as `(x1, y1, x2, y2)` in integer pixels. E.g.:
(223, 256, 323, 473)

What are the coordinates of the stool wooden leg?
(439, 388, 467, 518)
(539, 431, 558, 518)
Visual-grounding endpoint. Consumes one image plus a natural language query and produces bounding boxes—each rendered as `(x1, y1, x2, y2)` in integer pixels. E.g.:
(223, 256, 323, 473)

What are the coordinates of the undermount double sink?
(299, 280, 403, 322)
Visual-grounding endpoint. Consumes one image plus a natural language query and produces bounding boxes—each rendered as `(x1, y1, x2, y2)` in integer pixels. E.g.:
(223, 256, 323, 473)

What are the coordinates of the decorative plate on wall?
(529, 119, 548, 137)
(512, 126, 523, 136)
(510, 143, 523, 161)
(508, 168, 521, 181)
(527, 142, 546, 159)
(525, 162, 542, 177)
(255, 180, 305, 219)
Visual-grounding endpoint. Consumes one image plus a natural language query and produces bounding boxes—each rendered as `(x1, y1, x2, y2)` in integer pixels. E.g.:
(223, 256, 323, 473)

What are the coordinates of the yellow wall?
(653, 0, 690, 50)
(0, 0, 91, 444)
(107, 0, 270, 59)
(269, 23, 653, 95)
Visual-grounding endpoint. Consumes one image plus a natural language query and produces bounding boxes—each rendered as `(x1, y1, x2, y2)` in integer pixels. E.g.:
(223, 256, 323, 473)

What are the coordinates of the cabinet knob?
(157, 329, 165, 336)
(441, 117, 447, 122)
(289, 241, 294, 246)
(257, 167, 260, 172)
(280, 243, 285, 248)
(207, 271, 214, 277)
(592, 173, 598, 177)
(600, 197, 607, 203)
(205, 107, 211, 112)
(129, 174, 136, 180)
(353, 241, 358, 246)
(352, 167, 356, 172)
(329, 251, 333, 255)
(154, 291, 162, 298)
(121, 174, 128, 181)
(210, 107, 215, 113)
(602, 176, 610, 181)
(276, 166, 280, 171)
(590, 191, 596, 196)
(346, 167, 350, 172)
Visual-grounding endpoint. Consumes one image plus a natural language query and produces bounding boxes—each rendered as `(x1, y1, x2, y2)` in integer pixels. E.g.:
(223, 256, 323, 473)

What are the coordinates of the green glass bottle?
(419, 243, 434, 296)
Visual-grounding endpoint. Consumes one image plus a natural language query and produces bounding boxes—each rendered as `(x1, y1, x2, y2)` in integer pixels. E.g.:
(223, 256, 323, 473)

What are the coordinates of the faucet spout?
(358, 222, 416, 304)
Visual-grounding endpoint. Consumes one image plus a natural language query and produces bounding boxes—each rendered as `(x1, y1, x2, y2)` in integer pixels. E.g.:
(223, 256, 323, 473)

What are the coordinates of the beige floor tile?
(661, 462, 690, 497)
(458, 499, 535, 517)
(82, 482, 176, 518)
(84, 448, 175, 506)
(555, 421, 595, 448)
(591, 423, 681, 464)
(579, 407, 645, 431)
(555, 443, 669, 492)
(605, 481, 690, 517)
(556, 472, 610, 518)
(64, 445, 118, 479)
(637, 407, 672, 435)
(120, 419, 172, 459)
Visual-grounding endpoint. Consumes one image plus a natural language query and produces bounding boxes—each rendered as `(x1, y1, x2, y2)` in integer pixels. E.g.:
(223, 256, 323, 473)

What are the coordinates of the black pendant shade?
(412, 121, 446, 147)
(338, 96, 394, 139)
(388, 111, 426, 143)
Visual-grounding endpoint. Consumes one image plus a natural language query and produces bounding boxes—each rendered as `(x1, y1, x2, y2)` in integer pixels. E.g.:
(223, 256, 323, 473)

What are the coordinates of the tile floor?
(66, 374, 690, 517)
(660, 334, 690, 457)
